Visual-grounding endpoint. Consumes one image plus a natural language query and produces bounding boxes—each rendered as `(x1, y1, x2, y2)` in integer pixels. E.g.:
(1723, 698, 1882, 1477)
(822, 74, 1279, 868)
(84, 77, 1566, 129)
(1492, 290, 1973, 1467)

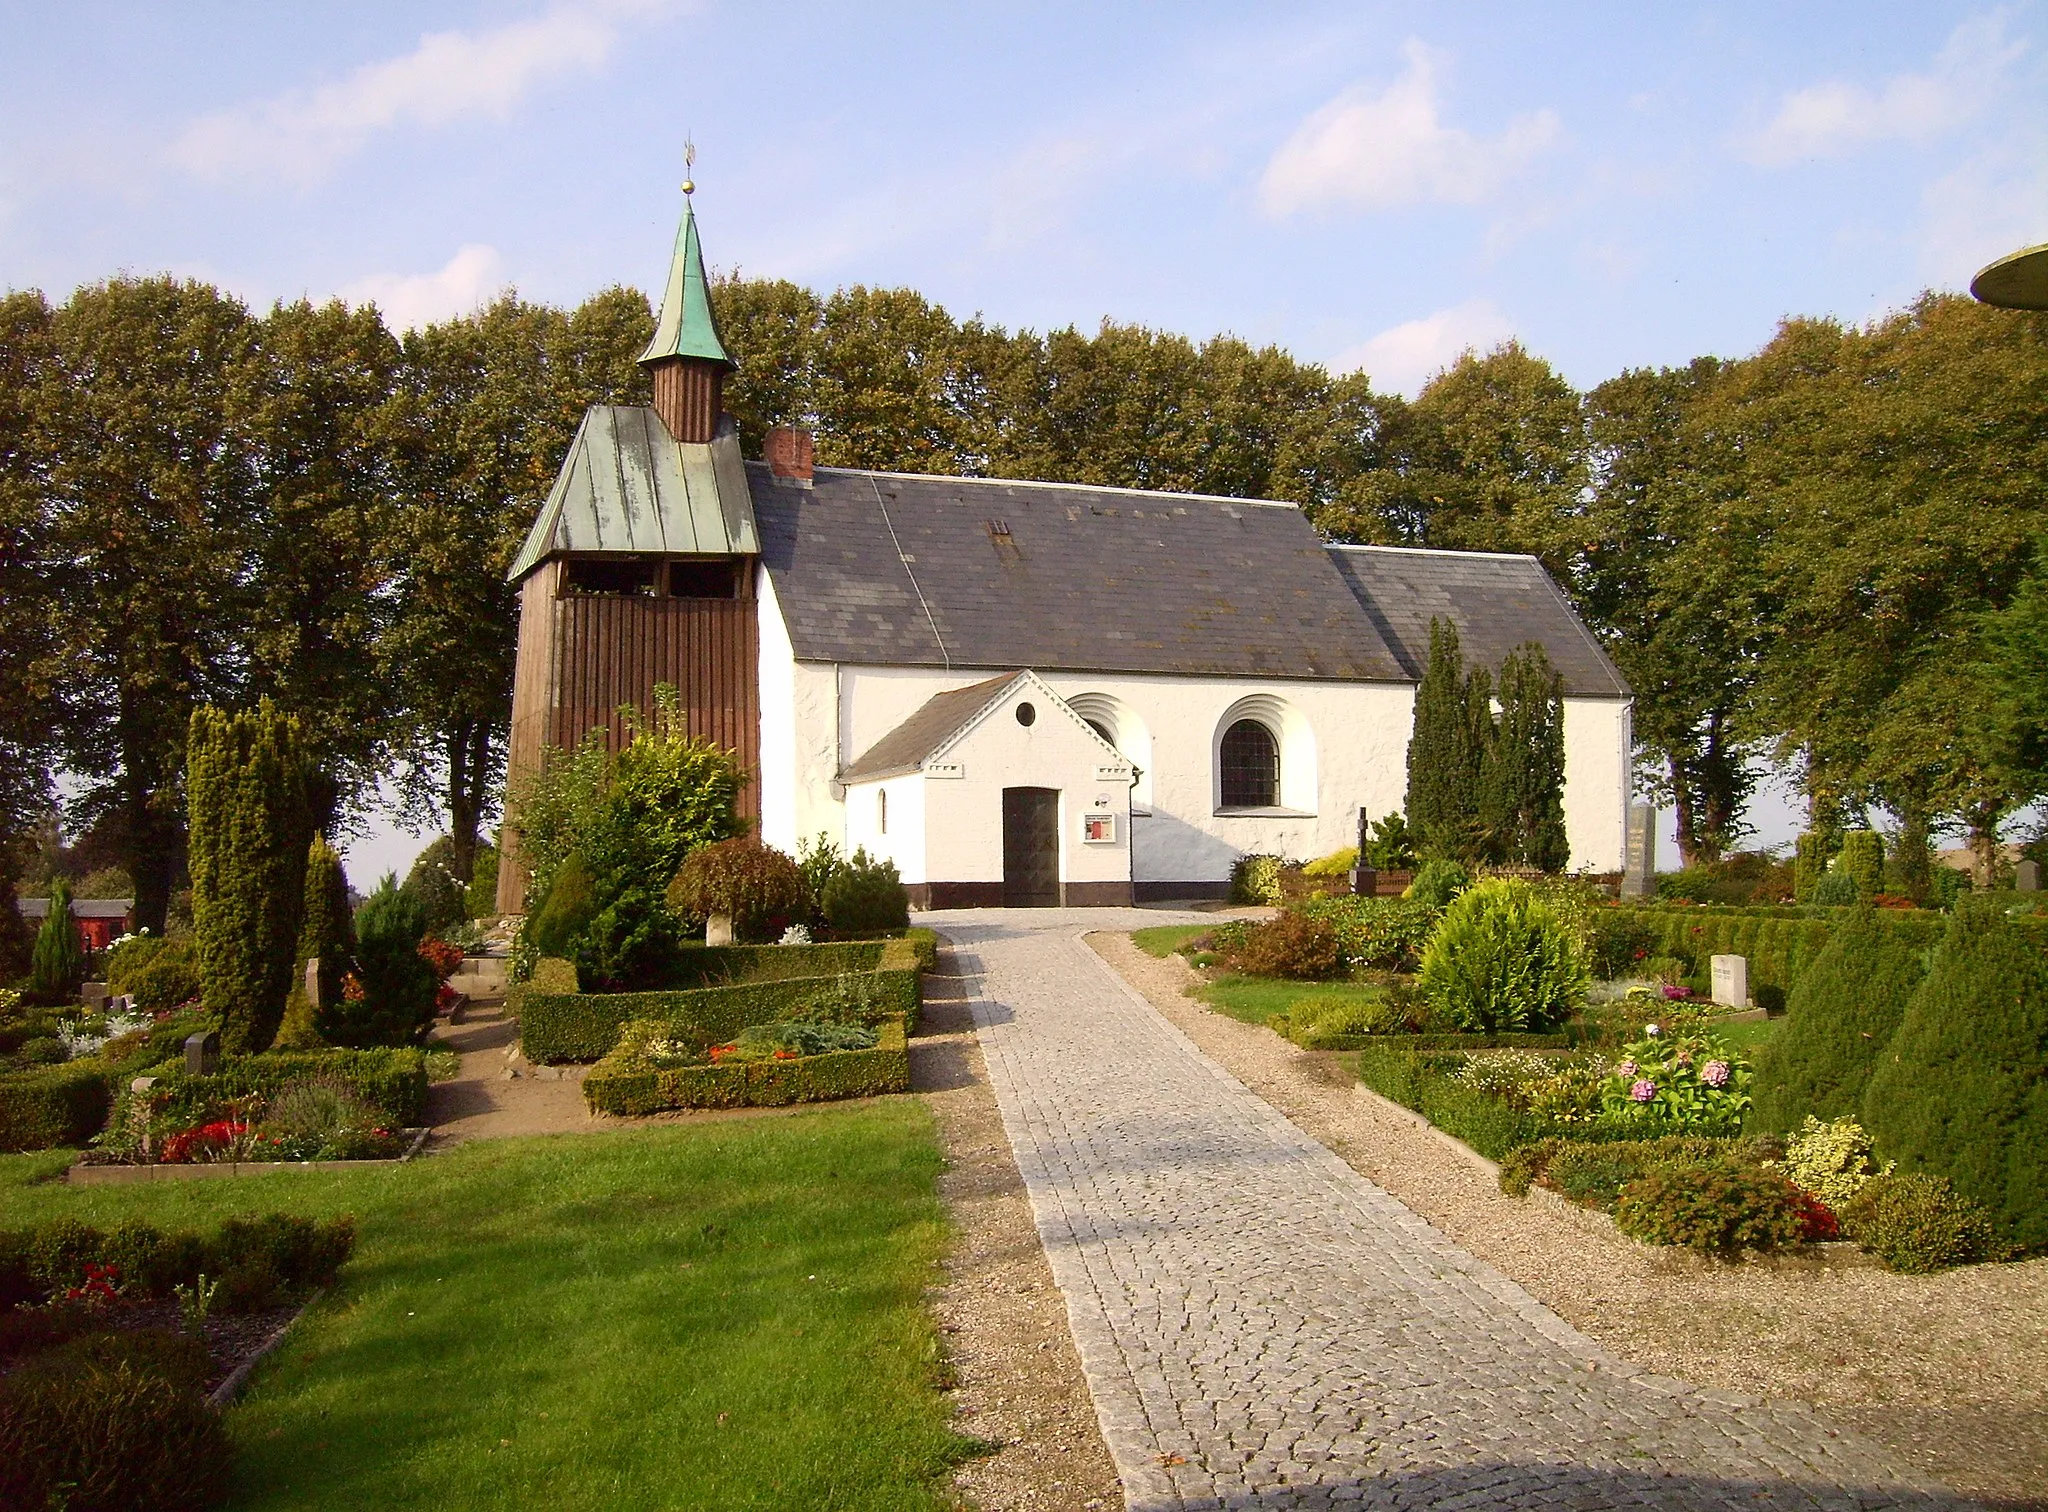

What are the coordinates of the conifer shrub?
(1809, 870, 1859, 907)
(1793, 829, 1841, 904)
(280, 836, 356, 1048)
(466, 842, 499, 920)
(186, 701, 310, 1054)
(1403, 857, 1469, 910)
(1861, 905, 2048, 1253)
(0, 875, 33, 982)
(1417, 879, 1588, 1033)
(821, 850, 910, 936)
(1229, 853, 1285, 905)
(667, 839, 808, 941)
(1836, 830, 1884, 900)
(1748, 908, 1925, 1135)
(29, 877, 85, 1004)
(320, 878, 436, 1047)
(124, 938, 202, 1013)
(528, 853, 599, 961)
(1839, 1171, 2002, 1273)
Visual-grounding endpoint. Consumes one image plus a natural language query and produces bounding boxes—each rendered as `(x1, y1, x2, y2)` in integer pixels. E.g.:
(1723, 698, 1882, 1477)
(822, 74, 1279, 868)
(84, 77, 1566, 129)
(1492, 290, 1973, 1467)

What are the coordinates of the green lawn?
(1706, 1015, 1781, 1053)
(1196, 975, 1388, 1026)
(1129, 924, 1211, 958)
(1, 1104, 980, 1511)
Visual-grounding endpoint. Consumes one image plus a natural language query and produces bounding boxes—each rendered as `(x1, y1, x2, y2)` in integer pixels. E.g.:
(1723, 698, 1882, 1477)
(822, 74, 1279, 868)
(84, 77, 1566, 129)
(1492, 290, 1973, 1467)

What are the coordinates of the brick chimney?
(766, 426, 814, 487)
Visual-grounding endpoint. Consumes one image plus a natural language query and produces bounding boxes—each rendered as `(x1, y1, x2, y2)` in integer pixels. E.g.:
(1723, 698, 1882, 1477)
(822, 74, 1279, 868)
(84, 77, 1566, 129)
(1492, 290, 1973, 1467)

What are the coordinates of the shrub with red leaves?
(417, 935, 463, 980)
(1789, 1188, 1840, 1242)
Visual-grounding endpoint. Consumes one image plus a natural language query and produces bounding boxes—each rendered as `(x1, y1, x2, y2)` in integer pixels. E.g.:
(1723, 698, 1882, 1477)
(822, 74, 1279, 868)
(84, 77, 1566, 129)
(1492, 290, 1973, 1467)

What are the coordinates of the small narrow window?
(1220, 720, 1279, 809)
(564, 558, 659, 596)
(878, 788, 888, 835)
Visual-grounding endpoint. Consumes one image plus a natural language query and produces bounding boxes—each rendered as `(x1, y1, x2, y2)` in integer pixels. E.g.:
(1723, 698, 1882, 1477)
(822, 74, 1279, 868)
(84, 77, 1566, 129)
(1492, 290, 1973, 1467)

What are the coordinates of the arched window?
(1085, 718, 1114, 746)
(1219, 719, 1279, 809)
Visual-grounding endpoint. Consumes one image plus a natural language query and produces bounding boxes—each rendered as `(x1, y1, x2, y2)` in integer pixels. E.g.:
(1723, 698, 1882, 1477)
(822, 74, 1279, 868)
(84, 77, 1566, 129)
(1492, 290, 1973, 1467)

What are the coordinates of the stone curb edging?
(67, 1127, 432, 1185)
(206, 1295, 314, 1408)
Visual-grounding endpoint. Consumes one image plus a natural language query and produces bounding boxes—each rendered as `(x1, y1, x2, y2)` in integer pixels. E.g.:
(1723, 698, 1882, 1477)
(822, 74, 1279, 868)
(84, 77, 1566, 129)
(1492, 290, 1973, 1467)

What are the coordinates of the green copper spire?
(639, 195, 733, 368)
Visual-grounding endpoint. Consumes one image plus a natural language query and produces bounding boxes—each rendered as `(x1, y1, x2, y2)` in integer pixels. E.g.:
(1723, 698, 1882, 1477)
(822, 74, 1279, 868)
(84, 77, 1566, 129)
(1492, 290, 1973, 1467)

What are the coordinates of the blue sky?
(5, 1, 2044, 879)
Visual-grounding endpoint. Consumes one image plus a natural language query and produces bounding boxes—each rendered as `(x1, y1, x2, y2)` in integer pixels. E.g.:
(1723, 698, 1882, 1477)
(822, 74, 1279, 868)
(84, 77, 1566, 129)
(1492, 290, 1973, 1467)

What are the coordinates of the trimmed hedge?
(117, 1048, 430, 1132)
(584, 1015, 910, 1114)
(521, 936, 929, 1064)
(664, 940, 888, 987)
(1356, 1044, 1692, 1161)
(0, 1061, 115, 1152)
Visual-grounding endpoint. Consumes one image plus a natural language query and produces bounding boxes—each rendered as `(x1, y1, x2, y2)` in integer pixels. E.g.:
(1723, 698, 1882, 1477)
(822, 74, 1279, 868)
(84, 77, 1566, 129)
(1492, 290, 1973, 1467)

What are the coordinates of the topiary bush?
(1292, 896, 1436, 971)
(1417, 878, 1588, 1034)
(124, 937, 203, 1013)
(1861, 904, 2048, 1253)
(821, 849, 909, 936)
(1222, 911, 1343, 980)
(1840, 1171, 2002, 1273)
(1612, 1164, 1807, 1254)
(528, 852, 599, 961)
(1837, 830, 1884, 900)
(667, 839, 808, 941)
(467, 842, 499, 921)
(1809, 869, 1859, 907)
(1747, 908, 1926, 1135)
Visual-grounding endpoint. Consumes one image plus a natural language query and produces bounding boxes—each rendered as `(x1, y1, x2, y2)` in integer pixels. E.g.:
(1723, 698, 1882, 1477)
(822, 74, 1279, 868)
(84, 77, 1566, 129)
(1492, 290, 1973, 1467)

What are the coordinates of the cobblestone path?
(928, 908, 1973, 1512)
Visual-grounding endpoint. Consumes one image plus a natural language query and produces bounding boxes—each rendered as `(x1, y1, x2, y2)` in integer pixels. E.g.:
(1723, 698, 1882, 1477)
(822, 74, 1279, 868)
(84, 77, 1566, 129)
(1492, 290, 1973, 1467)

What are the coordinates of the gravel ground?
(1088, 931, 2048, 1512)
(915, 950, 1125, 1512)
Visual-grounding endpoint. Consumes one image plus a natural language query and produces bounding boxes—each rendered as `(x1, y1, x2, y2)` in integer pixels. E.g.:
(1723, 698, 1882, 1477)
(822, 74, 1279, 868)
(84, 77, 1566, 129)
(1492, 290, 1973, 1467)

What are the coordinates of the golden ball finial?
(681, 178, 695, 195)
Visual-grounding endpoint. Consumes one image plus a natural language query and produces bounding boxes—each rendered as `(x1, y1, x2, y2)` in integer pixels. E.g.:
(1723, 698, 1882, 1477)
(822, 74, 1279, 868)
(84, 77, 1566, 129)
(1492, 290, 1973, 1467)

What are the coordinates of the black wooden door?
(1002, 787, 1061, 907)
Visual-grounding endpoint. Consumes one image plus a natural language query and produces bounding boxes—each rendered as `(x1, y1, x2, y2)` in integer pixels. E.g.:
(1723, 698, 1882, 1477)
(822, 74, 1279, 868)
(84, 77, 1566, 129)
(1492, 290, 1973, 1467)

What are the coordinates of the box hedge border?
(584, 1015, 910, 1115)
(1280, 1024, 1569, 1053)
(520, 935, 930, 1065)
(0, 1061, 116, 1152)
(114, 1048, 431, 1133)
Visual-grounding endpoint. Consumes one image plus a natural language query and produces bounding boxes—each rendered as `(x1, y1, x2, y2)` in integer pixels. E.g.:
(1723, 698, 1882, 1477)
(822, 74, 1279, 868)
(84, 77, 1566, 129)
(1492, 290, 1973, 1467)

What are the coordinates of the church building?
(495, 195, 1632, 912)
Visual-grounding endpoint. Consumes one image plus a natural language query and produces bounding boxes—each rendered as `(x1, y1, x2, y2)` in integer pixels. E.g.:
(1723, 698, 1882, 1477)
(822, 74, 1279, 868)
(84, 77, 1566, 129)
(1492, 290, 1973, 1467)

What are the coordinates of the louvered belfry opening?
(650, 358, 722, 443)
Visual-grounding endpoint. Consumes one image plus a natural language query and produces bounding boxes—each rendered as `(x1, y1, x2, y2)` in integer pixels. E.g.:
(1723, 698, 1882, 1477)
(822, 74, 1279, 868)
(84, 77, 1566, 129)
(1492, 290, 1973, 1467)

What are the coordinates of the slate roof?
(506, 408, 759, 581)
(752, 466, 1411, 681)
(1325, 545, 1629, 698)
(839, 672, 1021, 780)
(17, 898, 132, 919)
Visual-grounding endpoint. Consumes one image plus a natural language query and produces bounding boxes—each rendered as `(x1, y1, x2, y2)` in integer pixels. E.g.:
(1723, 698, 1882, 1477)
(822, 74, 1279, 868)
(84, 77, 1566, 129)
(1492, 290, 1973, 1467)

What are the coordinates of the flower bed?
(583, 1013, 910, 1115)
(0, 1212, 355, 1511)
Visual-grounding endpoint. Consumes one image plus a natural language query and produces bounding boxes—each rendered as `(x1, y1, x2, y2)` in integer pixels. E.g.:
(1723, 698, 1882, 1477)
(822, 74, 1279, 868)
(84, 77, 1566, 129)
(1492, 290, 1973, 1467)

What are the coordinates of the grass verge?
(0, 1103, 982, 1511)
(1129, 924, 1210, 959)
(1197, 975, 1388, 1027)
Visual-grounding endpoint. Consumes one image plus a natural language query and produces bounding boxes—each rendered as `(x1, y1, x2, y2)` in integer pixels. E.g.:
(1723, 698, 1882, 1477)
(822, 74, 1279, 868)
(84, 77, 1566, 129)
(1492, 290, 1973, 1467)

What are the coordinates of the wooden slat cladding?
(650, 359, 722, 443)
(496, 559, 759, 914)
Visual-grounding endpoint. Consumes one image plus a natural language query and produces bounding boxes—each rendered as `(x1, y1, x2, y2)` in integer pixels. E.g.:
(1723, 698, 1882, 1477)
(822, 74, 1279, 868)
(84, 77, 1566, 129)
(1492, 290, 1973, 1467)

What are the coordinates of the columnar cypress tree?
(1862, 904, 2048, 1252)
(1749, 907, 1925, 1134)
(1465, 664, 1506, 864)
(1837, 830, 1884, 899)
(187, 701, 311, 1054)
(299, 834, 355, 991)
(30, 875, 85, 1002)
(1406, 618, 1481, 860)
(1491, 644, 1569, 871)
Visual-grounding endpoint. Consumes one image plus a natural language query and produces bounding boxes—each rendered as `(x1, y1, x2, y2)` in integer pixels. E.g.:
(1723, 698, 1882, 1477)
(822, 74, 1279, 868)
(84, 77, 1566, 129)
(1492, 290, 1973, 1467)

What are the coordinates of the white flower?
(1644, 1023, 1661, 1037)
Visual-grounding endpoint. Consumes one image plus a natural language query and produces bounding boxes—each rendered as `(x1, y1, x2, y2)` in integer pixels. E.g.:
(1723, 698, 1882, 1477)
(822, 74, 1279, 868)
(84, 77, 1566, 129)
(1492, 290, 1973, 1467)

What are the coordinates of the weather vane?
(682, 137, 696, 197)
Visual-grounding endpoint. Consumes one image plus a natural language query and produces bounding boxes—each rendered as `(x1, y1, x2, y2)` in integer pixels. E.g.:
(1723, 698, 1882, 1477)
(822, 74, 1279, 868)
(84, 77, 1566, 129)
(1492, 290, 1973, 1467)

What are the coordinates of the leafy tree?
(29, 875, 84, 1002)
(186, 701, 311, 1054)
(40, 278, 255, 934)
(1863, 905, 2048, 1252)
(0, 292, 58, 902)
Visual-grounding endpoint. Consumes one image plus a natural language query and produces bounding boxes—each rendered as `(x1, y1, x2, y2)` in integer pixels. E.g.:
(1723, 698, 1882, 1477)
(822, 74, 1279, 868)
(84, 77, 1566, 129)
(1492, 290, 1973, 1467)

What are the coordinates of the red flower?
(1789, 1189, 1839, 1242)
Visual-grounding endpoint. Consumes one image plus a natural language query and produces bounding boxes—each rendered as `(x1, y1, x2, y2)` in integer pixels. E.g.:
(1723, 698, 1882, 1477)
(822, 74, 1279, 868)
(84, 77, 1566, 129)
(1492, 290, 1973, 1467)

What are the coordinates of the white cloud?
(1917, 142, 2048, 286)
(171, 3, 661, 185)
(336, 244, 507, 331)
(1330, 298, 1514, 398)
(1736, 14, 2025, 167)
(1258, 42, 1561, 216)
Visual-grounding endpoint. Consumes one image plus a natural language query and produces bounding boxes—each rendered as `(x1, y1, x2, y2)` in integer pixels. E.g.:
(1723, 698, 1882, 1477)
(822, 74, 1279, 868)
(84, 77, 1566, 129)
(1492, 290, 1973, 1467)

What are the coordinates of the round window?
(1016, 702, 1037, 726)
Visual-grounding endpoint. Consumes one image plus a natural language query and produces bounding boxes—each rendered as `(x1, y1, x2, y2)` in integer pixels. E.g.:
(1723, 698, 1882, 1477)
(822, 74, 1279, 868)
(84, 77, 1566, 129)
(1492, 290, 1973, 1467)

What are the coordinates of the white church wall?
(843, 772, 927, 884)
(755, 572, 800, 853)
(916, 675, 1131, 891)
(1562, 697, 1631, 873)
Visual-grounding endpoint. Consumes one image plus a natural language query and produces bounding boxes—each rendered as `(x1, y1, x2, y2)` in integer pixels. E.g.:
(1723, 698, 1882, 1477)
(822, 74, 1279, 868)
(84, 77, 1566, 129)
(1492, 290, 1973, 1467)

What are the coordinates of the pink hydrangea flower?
(1616, 1059, 1639, 1077)
(1701, 1060, 1731, 1089)
(1630, 1078, 1657, 1103)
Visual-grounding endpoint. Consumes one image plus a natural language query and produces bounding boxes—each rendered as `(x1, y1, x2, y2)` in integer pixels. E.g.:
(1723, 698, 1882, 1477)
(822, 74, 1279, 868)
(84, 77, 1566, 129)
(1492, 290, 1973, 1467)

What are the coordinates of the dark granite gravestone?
(184, 1030, 220, 1077)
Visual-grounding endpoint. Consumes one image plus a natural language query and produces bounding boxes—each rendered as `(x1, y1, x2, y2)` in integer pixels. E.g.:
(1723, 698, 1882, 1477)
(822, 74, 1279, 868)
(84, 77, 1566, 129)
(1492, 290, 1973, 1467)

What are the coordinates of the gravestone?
(1710, 954, 1749, 1009)
(81, 981, 110, 1011)
(304, 956, 323, 1011)
(184, 1030, 220, 1077)
(2018, 860, 2042, 892)
(1622, 805, 1657, 898)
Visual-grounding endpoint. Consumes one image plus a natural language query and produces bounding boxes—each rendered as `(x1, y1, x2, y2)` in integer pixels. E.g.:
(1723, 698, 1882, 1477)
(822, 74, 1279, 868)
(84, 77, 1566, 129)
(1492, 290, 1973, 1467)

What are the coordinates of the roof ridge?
(770, 461, 1305, 510)
(1327, 542, 1541, 563)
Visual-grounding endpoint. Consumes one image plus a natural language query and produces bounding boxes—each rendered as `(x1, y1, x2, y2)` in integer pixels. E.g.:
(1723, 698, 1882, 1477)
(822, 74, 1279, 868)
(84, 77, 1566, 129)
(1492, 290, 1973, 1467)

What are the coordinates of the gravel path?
(929, 907, 1974, 1512)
